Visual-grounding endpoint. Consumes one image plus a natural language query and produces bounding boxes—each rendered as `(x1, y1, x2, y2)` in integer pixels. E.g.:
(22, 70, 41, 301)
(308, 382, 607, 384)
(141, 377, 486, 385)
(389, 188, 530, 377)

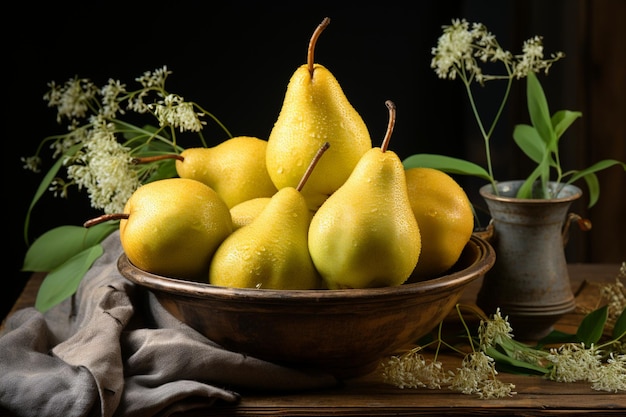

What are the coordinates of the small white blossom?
(44, 77, 99, 123)
(100, 79, 127, 119)
(127, 89, 151, 113)
(25, 66, 230, 217)
(151, 94, 206, 132)
(65, 118, 141, 214)
(431, 18, 563, 85)
(546, 343, 602, 383)
(21, 156, 42, 173)
(478, 308, 514, 351)
(381, 345, 515, 399)
(50, 122, 89, 159)
(600, 262, 626, 327)
(546, 343, 626, 392)
(381, 348, 450, 389)
(590, 353, 626, 392)
(449, 352, 516, 398)
(48, 178, 69, 198)
(135, 66, 171, 88)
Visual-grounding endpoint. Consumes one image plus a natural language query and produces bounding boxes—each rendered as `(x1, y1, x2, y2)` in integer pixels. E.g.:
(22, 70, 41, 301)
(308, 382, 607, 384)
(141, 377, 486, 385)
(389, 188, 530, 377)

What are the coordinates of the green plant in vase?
(403, 18, 625, 206)
(403, 18, 625, 341)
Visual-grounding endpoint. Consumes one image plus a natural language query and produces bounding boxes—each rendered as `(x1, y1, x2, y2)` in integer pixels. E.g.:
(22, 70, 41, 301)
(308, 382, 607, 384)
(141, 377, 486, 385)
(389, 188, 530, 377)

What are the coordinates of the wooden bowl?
(117, 235, 494, 379)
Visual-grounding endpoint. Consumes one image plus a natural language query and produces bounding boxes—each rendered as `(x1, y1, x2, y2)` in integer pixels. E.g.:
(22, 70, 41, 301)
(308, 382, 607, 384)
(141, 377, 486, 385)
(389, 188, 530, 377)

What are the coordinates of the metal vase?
(476, 180, 584, 340)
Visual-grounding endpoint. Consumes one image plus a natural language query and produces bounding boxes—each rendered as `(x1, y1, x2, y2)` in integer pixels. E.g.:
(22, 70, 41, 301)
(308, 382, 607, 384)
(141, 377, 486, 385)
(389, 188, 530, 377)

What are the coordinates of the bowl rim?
(118, 234, 495, 302)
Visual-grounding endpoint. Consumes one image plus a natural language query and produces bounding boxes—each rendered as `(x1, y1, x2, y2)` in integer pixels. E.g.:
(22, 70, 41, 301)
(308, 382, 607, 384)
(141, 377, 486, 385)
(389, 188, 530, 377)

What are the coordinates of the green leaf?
(513, 124, 546, 164)
(23, 143, 83, 245)
(565, 159, 625, 207)
(537, 329, 578, 346)
(516, 163, 545, 199)
(34, 244, 104, 313)
(612, 307, 626, 340)
(567, 159, 626, 184)
(526, 72, 556, 149)
(23, 222, 118, 272)
(582, 173, 600, 208)
(146, 158, 178, 182)
(552, 110, 582, 139)
(485, 346, 549, 375)
(576, 305, 608, 345)
(402, 154, 492, 181)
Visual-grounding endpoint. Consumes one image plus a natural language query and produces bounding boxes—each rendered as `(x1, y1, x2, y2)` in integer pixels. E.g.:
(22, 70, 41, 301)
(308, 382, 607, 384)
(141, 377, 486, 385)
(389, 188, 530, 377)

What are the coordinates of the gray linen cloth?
(0, 231, 337, 417)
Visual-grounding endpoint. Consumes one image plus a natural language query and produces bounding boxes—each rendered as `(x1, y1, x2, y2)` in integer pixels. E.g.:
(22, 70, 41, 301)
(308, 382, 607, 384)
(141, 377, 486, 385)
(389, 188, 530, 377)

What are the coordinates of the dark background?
(3, 1, 625, 319)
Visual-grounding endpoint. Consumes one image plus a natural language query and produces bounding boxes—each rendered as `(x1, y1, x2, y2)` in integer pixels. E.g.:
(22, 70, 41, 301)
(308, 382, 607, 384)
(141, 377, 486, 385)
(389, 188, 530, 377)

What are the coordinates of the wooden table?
(2, 263, 625, 416)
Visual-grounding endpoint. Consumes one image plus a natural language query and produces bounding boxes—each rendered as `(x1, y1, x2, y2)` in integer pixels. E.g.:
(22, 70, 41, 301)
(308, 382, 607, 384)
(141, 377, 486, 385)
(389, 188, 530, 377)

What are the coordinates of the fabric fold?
(1, 231, 337, 417)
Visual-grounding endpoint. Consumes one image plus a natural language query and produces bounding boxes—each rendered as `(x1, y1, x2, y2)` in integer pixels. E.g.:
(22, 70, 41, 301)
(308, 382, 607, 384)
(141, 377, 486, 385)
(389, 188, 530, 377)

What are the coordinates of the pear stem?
(132, 154, 184, 164)
(84, 213, 129, 228)
(296, 142, 330, 192)
(380, 100, 396, 153)
(307, 17, 331, 77)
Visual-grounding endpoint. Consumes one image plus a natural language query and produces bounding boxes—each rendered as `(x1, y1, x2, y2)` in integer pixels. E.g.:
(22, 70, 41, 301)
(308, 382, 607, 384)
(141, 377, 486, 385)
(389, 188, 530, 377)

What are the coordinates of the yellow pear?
(117, 178, 233, 281)
(209, 143, 330, 290)
(266, 17, 372, 212)
(405, 167, 474, 280)
(175, 136, 278, 208)
(229, 197, 271, 230)
(308, 101, 421, 289)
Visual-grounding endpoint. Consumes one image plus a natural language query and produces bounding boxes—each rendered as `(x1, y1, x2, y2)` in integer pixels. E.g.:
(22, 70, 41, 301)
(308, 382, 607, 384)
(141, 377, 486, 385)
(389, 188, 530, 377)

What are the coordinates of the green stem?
(113, 119, 180, 150)
(462, 62, 517, 194)
(193, 102, 233, 140)
(462, 79, 499, 193)
(455, 304, 477, 353)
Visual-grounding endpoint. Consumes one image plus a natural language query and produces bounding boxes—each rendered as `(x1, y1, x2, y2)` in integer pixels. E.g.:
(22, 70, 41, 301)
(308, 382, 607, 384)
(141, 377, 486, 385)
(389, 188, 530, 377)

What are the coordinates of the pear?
(229, 197, 271, 230)
(176, 136, 278, 208)
(85, 178, 234, 281)
(134, 136, 278, 209)
(209, 143, 330, 290)
(266, 17, 372, 212)
(308, 101, 421, 289)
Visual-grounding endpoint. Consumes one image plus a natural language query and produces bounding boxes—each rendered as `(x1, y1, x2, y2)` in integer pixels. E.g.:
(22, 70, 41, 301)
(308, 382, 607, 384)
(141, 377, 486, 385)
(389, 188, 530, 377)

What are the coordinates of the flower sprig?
(22, 66, 232, 242)
(403, 19, 625, 205)
(21, 67, 232, 312)
(381, 263, 626, 397)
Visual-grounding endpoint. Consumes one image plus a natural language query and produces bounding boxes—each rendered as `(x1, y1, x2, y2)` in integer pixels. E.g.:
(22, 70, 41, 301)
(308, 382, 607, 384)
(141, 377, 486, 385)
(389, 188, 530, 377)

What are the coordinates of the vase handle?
(562, 213, 593, 245)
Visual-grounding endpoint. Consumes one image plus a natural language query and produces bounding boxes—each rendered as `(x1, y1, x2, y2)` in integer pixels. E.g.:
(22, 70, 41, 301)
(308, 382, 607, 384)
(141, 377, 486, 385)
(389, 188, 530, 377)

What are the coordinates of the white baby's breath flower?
(45, 77, 99, 123)
(430, 18, 474, 80)
(381, 348, 450, 389)
(100, 79, 127, 119)
(474, 377, 517, 399)
(513, 36, 566, 79)
(546, 343, 626, 392)
(24, 65, 231, 219)
(478, 308, 514, 351)
(590, 353, 626, 392)
(546, 343, 602, 383)
(48, 178, 71, 199)
(21, 156, 42, 173)
(600, 263, 626, 326)
(136, 65, 171, 88)
(127, 89, 151, 114)
(65, 118, 141, 214)
(49, 122, 89, 159)
(431, 18, 563, 85)
(151, 94, 206, 132)
(448, 351, 516, 398)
